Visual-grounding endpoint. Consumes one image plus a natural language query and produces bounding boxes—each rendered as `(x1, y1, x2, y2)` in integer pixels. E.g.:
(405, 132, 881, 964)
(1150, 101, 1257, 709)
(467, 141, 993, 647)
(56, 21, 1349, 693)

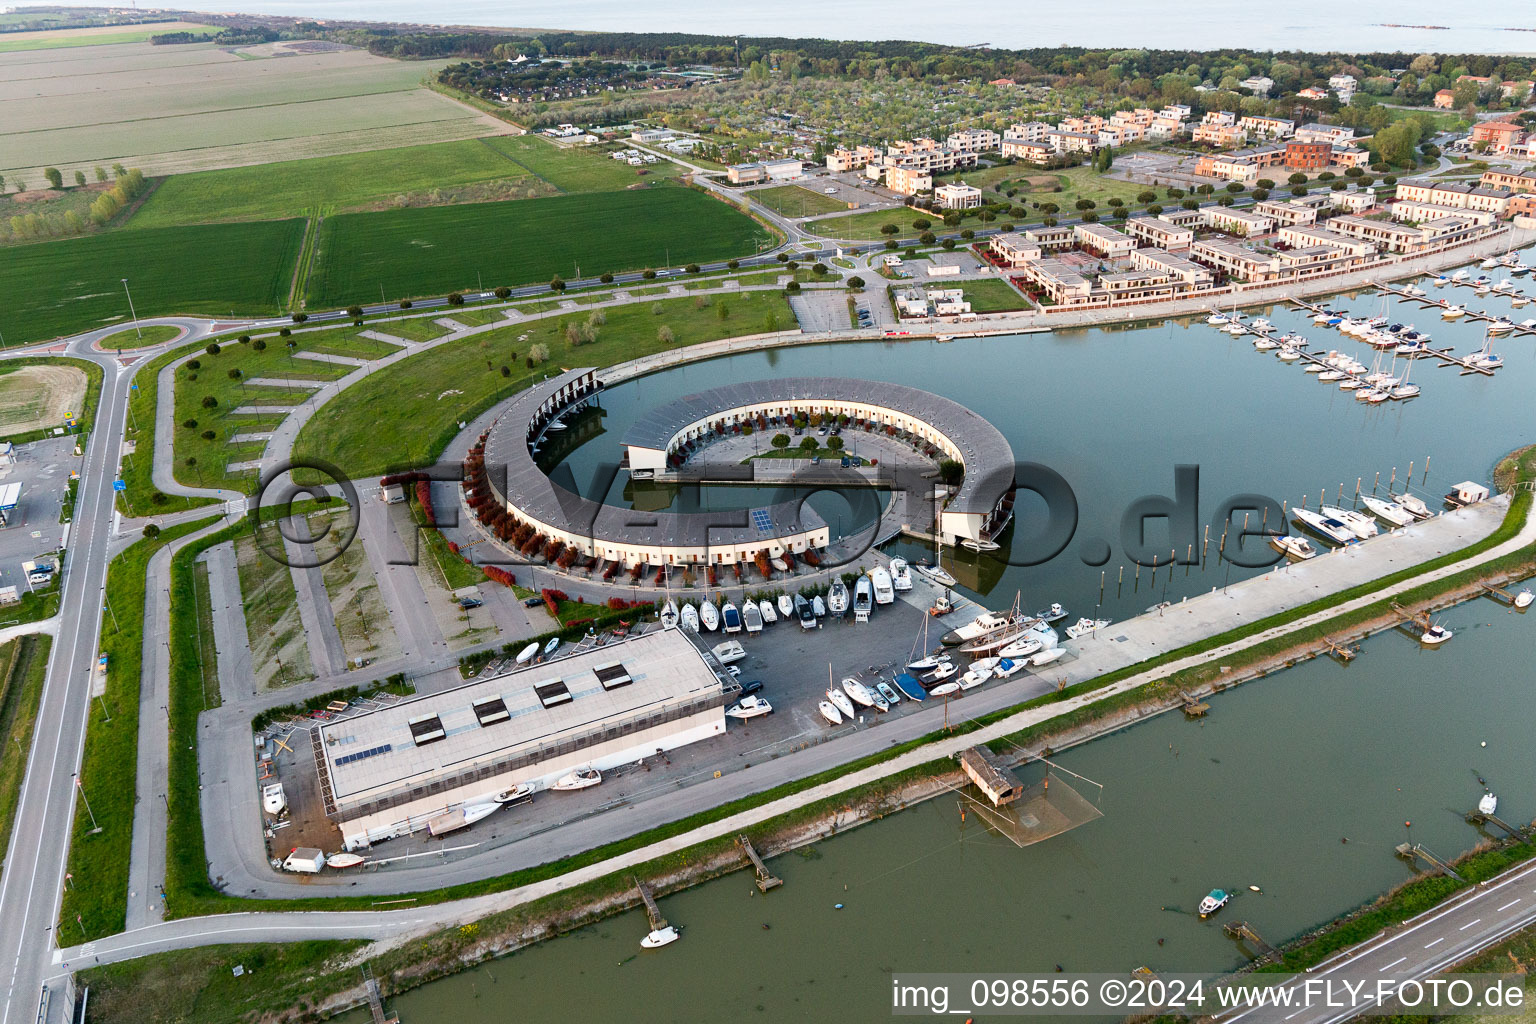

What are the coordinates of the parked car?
(739, 679, 764, 696)
(523, 596, 544, 608)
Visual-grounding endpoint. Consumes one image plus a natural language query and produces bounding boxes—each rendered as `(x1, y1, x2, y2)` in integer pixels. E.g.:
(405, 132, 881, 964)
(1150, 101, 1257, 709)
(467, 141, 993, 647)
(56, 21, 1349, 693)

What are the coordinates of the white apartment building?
(946, 128, 1001, 154)
(935, 183, 983, 209)
(1125, 216, 1194, 250)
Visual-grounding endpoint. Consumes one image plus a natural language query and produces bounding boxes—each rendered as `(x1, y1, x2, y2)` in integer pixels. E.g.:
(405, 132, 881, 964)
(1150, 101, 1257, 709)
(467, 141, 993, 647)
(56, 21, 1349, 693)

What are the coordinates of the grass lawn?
(234, 528, 315, 689)
(408, 496, 483, 590)
(960, 278, 1030, 312)
(481, 135, 684, 192)
(294, 290, 796, 477)
(304, 185, 771, 307)
(99, 324, 181, 349)
(172, 337, 353, 485)
(0, 220, 305, 346)
(128, 139, 540, 230)
(440, 306, 512, 327)
(119, 348, 218, 516)
(287, 328, 402, 360)
(0, 635, 50, 884)
(59, 519, 211, 939)
(749, 184, 851, 218)
(367, 316, 452, 343)
(805, 207, 923, 241)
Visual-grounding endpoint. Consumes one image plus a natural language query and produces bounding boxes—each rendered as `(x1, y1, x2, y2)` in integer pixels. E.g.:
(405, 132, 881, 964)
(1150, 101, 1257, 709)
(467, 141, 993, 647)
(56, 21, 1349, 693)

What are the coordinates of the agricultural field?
(0, 364, 87, 434)
(304, 185, 771, 307)
(0, 42, 508, 184)
(0, 21, 214, 52)
(293, 289, 796, 477)
(480, 135, 684, 193)
(0, 220, 305, 346)
(748, 184, 852, 218)
(128, 139, 550, 230)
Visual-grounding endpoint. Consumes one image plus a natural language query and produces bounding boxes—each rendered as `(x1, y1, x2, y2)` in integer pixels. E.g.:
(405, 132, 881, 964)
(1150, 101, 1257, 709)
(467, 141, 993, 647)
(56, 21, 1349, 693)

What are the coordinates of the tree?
(716, 301, 730, 320)
(1251, 188, 1269, 201)
(812, 263, 829, 276)
(1226, 182, 1244, 193)
(1288, 172, 1308, 185)
(94, 166, 107, 183)
(43, 168, 62, 190)
(727, 259, 739, 270)
(205, 343, 220, 355)
(1181, 199, 1199, 210)
(771, 433, 790, 449)
(657, 324, 675, 343)
(919, 231, 936, 245)
(73, 170, 85, 187)
(200, 430, 216, 440)
(1196, 183, 1214, 196)
(201, 395, 218, 409)
(1217, 195, 1234, 206)
(960, 229, 974, 240)
(938, 459, 964, 486)
(1137, 190, 1157, 203)
(1255, 178, 1276, 190)
(143, 523, 161, 540)
(448, 292, 465, 305)
(181, 418, 198, 429)
(827, 435, 844, 451)
(799, 436, 818, 452)
(548, 275, 565, 292)
(252, 338, 266, 351)
(879, 223, 899, 237)
(495, 286, 512, 298)
(685, 263, 700, 274)
(399, 299, 413, 309)
(291, 312, 307, 323)
(1074, 198, 1096, 211)
(912, 217, 931, 230)
(346, 305, 363, 318)
(847, 276, 865, 290)
(642, 269, 657, 279)
(228, 368, 242, 381)
(1291, 184, 1308, 196)
(1147, 203, 1164, 215)
(599, 273, 614, 284)
(785, 280, 801, 293)
(941, 238, 956, 249)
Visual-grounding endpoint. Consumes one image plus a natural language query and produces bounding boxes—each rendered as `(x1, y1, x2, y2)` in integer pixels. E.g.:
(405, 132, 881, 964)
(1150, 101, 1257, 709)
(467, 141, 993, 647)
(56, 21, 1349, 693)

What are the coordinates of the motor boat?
(553, 767, 602, 791)
(742, 601, 763, 634)
(1252, 336, 1279, 351)
(825, 687, 855, 719)
(770, 556, 789, 572)
(824, 580, 849, 618)
(1452, 269, 1470, 281)
(543, 637, 560, 656)
(1064, 617, 1109, 640)
(1468, 349, 1503, 370)
(1206, 311, 1230, 325)
(1029, 647, 1066, 667)
(262, 783, 287, 816)
(1361, 495, 1415, 527)
(1339, 378, 1364, 391)
(699, 599, 720, 631)
(778, 594, 795, 619)
(492, 783, 534, 804)
(1479, 791, 1498, 816)
(1318, 369, 1346, 382)
(726, 695, 774, 719)
(875, 680, 903, 706)
(1421, 623, 1452, 645)
(892, 673, 929, 700)
(993, 657, 1026, 679)
(758, 599, 777, 625)
(1487, 318, 1516, 335)
(1389, 492, 1433, 520)
(1198, 889, 1231, 918)
(1269, 535, 1317, 560)
(795, 593, 816, 629)
(914, 562, 958, 588)
(641, 926, 680, 949)
(959, 663, 992, 690)
(928, 681, 959, 697)
(1034, 602, 1069, 624)
(923, 661, 958, 683)
(961, 537, 1002, 552)
(326, 852, 366, 869)
(712, 640, 746, 665)
(853, 575, 874, 622)
(818, 699, 844, 725)
(940, 609, 1017, 647)
(889, 558, 913, 591)
(906, 651, 948, 673)
(680, 603, 700, 632)
(812, 594, 827, 618)
(721, 601, 742, 633)
(1480, 257, 1500, 269)
(997, 633, 1044, 660)
(870, 566, 895, 605)
(1395, 338, 1426, 356)
(1277, 346, 1300, 361)
(1320, 505, 1378, 540)
(841, 677, 878, 709)
(660, 600, 679, 629)
(1292, 507, 1358, 546)
(1442, 305, 1466, 319)
(516, 641, 541, 664)
(1516, 589, 1534, 609)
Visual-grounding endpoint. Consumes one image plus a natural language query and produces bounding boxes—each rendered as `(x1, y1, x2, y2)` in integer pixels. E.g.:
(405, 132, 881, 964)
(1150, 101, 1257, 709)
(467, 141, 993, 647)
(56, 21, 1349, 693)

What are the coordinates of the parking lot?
(0, 436, 77, 605)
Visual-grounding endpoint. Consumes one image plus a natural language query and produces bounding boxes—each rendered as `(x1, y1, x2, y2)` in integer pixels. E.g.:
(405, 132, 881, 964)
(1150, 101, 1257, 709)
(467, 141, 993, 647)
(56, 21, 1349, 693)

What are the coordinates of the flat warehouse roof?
(318, 629, 723, 802)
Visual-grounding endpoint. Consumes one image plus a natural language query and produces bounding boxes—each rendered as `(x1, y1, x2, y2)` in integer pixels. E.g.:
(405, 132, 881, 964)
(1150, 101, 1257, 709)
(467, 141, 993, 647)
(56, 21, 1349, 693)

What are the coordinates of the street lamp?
(121, 278, 141, 340)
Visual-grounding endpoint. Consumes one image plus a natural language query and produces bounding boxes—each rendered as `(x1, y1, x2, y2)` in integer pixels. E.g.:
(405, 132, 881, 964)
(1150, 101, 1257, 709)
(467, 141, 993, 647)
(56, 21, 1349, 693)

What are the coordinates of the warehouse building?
(317, 629, 729, 851)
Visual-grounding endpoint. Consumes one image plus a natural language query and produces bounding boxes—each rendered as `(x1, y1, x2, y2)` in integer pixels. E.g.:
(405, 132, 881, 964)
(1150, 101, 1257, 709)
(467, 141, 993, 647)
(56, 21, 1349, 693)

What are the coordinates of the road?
(1220, 855, 1536, 1023)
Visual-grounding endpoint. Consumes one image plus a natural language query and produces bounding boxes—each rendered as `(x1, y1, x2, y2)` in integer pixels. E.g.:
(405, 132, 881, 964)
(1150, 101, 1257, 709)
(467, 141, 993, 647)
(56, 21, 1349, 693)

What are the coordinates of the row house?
(945, 128, 1001, 154)
(1109, 108, 1156, 130)
(1394, 179, 1512, 216)
(1330, 146, 1371, 170)
(1204, 207, 1275, 236)
(1293, 123, 1355, 146)
(990, 232, 1045, 267)
(1326, 213, 1476, 253)
(1332, 190, 1376, 214)
(1274, 245, 1367, 275)
(1072, 222, 1136, 259)
(1128, 247, 1215, 288)
(1480, 169, 1536, 192)
(1002, 139, 1054, 163)
(1044, 129, 1099, 154)
(1015, 259, 1094, 305)
(1096, 270, 1185, 302)
(1022, 224, 1076, 250)
(1157, 208, 1207, 228)
(935, 183, 983, 209)
(1254, 199, 1319, 227)
(1189, 239, 1284, 282)
(1125, 216, 1194, 250)
(1276, 224, 1376, 258)
(1389, 200, 1498, 228)
(1147, 114, 1188, 139)
(1098, 124, 1145, 147)
(1237, 115, 1294, 138)
(1060, 115, 1107, 135)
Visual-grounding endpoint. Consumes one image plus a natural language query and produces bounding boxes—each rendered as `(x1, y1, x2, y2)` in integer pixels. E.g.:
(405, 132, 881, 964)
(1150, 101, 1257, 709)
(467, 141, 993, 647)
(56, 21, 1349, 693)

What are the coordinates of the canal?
(346, 258, 1536, 1022)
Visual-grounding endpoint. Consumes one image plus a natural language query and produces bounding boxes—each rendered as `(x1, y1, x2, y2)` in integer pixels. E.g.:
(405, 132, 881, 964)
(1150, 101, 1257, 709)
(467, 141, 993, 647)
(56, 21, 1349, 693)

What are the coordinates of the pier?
(736, 834, 783, 892)
(1320, 635, 1360, 662)
(1394, 842, 1466, 882)
(360, 964, 399, 1024)
(1375, 282, 1536, 339)
(1478, 581, 1522, 606)
(1465, 809, 1532, 841)
(1223, 920, 1280, 964)
(1284, 298, 1496, 377)
(634, 878, 667, 931)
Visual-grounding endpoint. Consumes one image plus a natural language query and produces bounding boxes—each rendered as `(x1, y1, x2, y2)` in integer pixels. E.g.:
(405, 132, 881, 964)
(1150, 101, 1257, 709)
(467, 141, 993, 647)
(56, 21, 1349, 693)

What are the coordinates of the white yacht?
(778, 594, 795, 619)
(743, 601, 763, 634)
(914, 562, 958, 587)
(1361, 495, 1415, 527)
(1269, 535, 1317, 560)
(712, 640, 747, 665)
(818, 699, 844, 725)
(1479, 791, 1498, 816)
(1252, 336, 1279, 351)
(870, 566, 895, 605)
(1421, 623, 1452, 645)
(825, 686, 855, 720)
(660, 600, 679, 629)
(553, 767, 602, 791)
(1292, 507, 1358, 546)
(959, 662, 993, 690)
(1064, 617, 1110, 640)
(1389, 492, 1433, 520)
(841, 677, 879, 708)
(699, 599, 720, 631)
(812, 594, 827, 618)
(852, 575, 874, 622)
(997, 633, 1044, 660)
(1320, 505, 1378, 540)
(889, 557, 913, 591)
(262, 783, 287, 816)
(679, 603, 700, 632)
(1277, 346, 1301, 361)
(1486, 318, 1516, 335)
(1515, 589, 1534, 609)
(827, 579, 849, 617)
(1442, 304, 1466, 319)
(721, 600, 742, 633)
(641, 926, 680, 949)
(795, 593, 816, 629)
(940, 609, 1019, 647)
(726, 695, 773, 719)
(758, 599, 778, 625)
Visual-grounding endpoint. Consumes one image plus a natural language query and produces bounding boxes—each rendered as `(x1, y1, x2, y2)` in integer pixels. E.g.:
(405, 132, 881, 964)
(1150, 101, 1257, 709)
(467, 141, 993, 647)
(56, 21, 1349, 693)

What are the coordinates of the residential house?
(989, 78, 1017, 88)
(1326, 213, 1479, 253)
(1470, 120, 1525, 154)
(1189, 239, 1283, 281)
(1331, 147, 1371, 169)
(1002, 139, 1054, 164)
(1332, 190, 1376, 213)
(1128, 247, 1215, 287)
(1203, 207, 1274, 237)
(945, 128, 1000, 154)
(1125, 216, 1194, 250)
(1390, 200, 1497, 227)
(1480, 169, 1536, 192)
(1298, 86, 1329, 100)
(1157, 208, 1207, 228)
(935, 183, 983, 209)
(1072, 222, 1136, 258)
(1434, 89, 1456, 109)
(1003, 121, 1051, 143)
(1254, 199, 1319, 226)
(1500, 80, 1534, 101)
(1328, 74, 1357, 99)
(1015, 259, 1094, 304)
(1238, 115, 1293, 137)
(1045, 129, 1099, 154)
(1240, 75, 1275, 97)
(1276, 224, 1376, 258)
(1022, 224, 1076, 249)
(1394, 179, 1512, 216)
(990, 232, 1045, 267)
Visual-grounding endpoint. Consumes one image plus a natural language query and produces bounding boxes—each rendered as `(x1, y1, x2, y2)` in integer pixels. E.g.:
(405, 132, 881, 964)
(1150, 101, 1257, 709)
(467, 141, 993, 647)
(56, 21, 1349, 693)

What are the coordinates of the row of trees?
(0, 166, 145, 243)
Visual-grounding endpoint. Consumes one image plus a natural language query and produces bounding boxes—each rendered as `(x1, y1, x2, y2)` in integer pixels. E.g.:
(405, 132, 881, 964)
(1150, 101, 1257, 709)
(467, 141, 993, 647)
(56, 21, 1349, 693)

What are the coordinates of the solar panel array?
(751, 508, 774, 533)
(336, 743, 392, 766)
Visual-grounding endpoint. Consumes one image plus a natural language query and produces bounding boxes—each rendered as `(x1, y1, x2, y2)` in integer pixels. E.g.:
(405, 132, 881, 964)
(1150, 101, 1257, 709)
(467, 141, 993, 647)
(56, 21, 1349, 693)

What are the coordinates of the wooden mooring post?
(736, 834, 783, 892)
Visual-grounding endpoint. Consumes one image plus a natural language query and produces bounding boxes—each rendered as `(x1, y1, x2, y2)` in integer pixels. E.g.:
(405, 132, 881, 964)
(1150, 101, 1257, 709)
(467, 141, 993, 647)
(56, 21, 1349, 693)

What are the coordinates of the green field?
(481, 135, 684, 192)
(746, 184, 852, 218)
(960, 278, 1030, 312)
(304, 185, 771, 307)
(0, 21, 214, 52)
(100, 324, 181, 349)
(805, 208, 925, 240)
(129, 139, 545, 230)
(0, 220, 304, 345)
(367, 316, 452, 342)
(290, 329, 403, 360)
(294, 290, 795, 476)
